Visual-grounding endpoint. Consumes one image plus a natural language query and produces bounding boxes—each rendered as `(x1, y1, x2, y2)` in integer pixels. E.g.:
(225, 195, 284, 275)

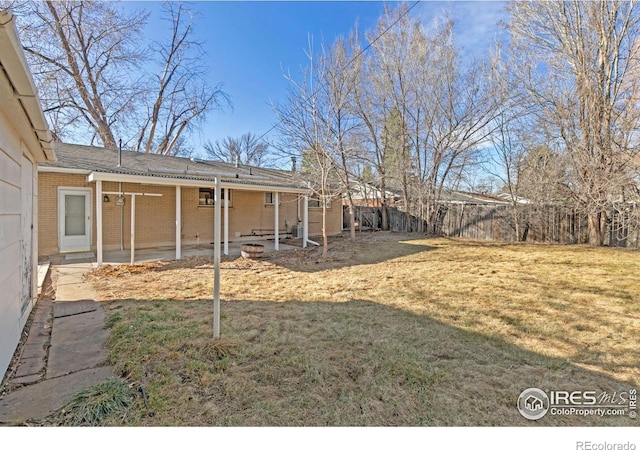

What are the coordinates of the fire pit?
(240, 243, 264, 259)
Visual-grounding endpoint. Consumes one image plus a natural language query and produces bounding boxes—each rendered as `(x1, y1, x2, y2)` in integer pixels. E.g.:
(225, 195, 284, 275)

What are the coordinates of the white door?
(58, 188, 91, 252)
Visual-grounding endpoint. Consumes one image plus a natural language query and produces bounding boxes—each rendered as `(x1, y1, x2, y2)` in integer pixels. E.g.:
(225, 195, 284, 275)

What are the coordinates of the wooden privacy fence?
(346, 206, 426, 232)
(348, 204, 640, 248)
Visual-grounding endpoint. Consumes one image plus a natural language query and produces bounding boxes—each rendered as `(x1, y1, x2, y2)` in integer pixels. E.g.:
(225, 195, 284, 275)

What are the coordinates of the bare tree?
(203, 132, 271, 166)
(274, 37, 334, 256)
(508, 0, 640, 245)
(485, 112, 530, 240)
(316, 37, 361, 241)
(367, 7, 417, 231)
(350, 56, 389, 229)
(415, 17, 499, 234)
(349, 12, 395, 231)
(19, 1, 146, 146)
(134, 2, 227, 155)
(16, 1, 227, 154)
(351, 6, 498, 234)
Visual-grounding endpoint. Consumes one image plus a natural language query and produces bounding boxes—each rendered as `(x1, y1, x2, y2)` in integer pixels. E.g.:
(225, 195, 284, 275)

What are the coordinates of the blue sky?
(124, 1, 508, 161)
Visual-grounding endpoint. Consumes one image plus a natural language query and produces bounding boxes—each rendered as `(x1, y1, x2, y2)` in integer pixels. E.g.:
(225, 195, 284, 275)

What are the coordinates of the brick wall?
(38, 172, 92, 255)
(38, 173, 343, 256)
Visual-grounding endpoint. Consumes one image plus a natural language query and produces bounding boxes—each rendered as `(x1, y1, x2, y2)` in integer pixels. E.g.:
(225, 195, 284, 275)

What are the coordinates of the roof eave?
(0, 11, 54, 162)
(87, 171, 308, 194)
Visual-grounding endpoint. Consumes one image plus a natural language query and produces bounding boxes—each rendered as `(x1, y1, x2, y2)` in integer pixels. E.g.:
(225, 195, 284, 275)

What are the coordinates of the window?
(308, 195, 331, 208)
(265, 192, 274, 205)
(265, 192, 280, 205)
(198, 188, 231, 207)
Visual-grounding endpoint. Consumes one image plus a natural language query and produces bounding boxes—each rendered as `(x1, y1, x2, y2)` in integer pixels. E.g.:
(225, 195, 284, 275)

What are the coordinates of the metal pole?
(130, 194, 135, 265)
(223, 188, 229, 256)
(274, 192, 280, 251)
(96, 180, 103, 266)
(213, 178, 221, 338)
(118, 139, 122, 168)
(303, 195, 309, 248)
(119, 182, 123, 251)
(175, 185, 181, 260)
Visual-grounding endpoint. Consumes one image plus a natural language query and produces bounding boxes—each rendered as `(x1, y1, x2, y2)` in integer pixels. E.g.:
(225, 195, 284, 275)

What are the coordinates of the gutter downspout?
(213, 177, 221, 338)
(119, 182, 124, 251)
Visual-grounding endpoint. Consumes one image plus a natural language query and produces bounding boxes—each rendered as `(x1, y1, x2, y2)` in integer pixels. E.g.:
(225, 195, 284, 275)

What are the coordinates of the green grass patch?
(52, 378, 135, 426)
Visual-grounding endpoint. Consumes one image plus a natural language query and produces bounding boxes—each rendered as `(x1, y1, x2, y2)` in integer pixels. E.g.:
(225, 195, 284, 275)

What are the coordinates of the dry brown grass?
(85, 233, 640, 426)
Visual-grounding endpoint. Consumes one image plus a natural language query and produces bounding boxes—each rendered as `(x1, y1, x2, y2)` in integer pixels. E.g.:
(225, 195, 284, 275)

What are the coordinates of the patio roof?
(39, 142, 309, 193)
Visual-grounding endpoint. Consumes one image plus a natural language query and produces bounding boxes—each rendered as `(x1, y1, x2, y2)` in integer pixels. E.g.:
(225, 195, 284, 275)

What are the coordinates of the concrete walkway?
(0, 263, 114, 424)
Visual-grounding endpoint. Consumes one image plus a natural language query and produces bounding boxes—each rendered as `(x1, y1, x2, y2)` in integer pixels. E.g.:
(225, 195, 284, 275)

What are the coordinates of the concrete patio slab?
(54, 263, 99, 302)
(47, 304, 109, 379)
(54, 300, 97, 319)
(36, 262, 50, 295)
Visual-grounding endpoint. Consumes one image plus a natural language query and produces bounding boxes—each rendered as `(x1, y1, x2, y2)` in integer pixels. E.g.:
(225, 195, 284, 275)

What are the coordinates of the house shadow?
(102, 296, 638, 426)
(262, 235, 437, 273)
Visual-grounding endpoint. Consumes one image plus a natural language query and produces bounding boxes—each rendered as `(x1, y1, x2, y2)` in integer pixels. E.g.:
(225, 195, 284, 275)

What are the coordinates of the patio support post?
(303, 195, 309, 248)
(224, 188, 229, 256)
(213, 178, 221, 338)
(175, 185, 181, 260)
(274, 191, 279, 251)
(130, 194, 136, 264)
(96, 180, 103, 266)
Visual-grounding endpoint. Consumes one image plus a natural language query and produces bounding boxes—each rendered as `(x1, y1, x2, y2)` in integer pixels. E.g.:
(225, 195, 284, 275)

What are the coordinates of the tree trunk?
(322, 206, 328, 256)
(521, 223, 529, 242)
(381, 202, 389, 231)
(344, 191, 356, 241)
(512, 204, 520, 242)
(588, 211, 607, 246)
(348, 203, 356, 241)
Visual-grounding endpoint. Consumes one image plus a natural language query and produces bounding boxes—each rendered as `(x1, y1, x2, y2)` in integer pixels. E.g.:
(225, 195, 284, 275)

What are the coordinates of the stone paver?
(47, 305, 109, 379)
(20, 344, 47, 360)
(54, 263, 98, 302)
(0, 262, 113, 424)
(10, 373, 42, 385)
(13, 357, 45, 379)
(0, 367, 114, 422)
(54, 300, 97, 319)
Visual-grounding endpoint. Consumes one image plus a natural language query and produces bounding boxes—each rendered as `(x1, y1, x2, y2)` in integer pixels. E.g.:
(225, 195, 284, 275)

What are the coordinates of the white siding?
(0, 11, 52, 381)
(0, 110, 36, 379)
(20, 153, 34, 328)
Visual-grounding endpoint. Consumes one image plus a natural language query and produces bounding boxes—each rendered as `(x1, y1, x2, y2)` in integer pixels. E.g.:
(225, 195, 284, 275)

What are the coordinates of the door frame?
(58, 187, 92, 253)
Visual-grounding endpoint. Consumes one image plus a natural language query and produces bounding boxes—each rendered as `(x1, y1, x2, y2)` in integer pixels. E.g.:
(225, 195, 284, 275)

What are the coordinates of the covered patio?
(43, 240, 300, 266)
(91, 172, 314, 267)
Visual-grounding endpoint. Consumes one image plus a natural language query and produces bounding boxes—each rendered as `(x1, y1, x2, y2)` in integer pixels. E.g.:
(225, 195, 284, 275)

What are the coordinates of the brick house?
(38, 142, 342, 263)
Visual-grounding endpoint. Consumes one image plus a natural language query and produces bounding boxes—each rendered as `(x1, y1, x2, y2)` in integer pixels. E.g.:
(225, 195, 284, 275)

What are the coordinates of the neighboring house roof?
(0, 10, 54, 162)
(39, 142, 309, 193)
(347, 180, 400, 201)
(439, 191, 510, 205)
(496, 192, 532, 204)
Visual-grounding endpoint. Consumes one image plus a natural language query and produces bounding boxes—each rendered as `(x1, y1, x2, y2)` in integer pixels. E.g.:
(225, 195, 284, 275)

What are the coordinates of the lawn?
(82, 233, 640, 426)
